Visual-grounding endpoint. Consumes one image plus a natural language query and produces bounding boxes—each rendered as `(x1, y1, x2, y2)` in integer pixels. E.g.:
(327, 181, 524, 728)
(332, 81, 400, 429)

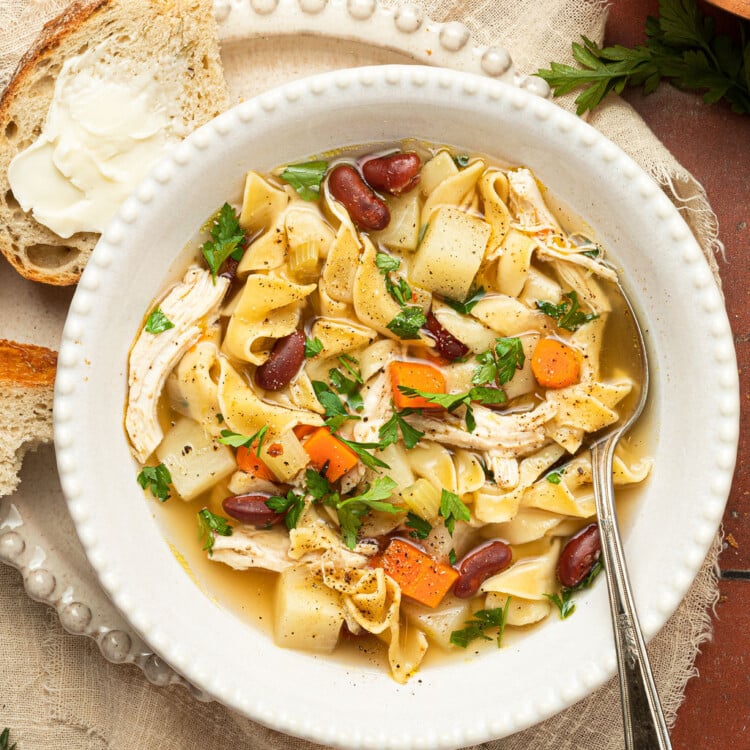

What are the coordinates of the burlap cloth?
(0, 0, 726, 747)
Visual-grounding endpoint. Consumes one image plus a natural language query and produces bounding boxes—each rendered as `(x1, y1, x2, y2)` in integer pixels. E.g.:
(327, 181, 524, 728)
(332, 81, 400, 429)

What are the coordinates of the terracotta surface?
(607, 2, 750, 748)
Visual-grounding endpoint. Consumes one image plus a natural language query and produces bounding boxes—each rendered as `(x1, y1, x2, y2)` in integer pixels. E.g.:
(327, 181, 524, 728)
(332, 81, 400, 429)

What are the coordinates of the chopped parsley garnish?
(279, 160, 328, 201)
(378, 405, 424, 449)
(448, 548, 457, 566)
(266, 490, 306, 530)
(304, 336, 324, 358)
(581, 247, 601, 259)
(545, 560, 604, 619)
(546, 470, 564, 485)
(443, 286, 485, 315)
(337, 354, 362, 383)
(305, 468, 336, 503)
(453, 154, 470, 168)
(144, 308, 174, 334)
(386, 306, 427, 339)
(450, 600, 512, 648)
(536, 290, 598, 331)
(197, 508, 233, 554)
(137, 463, 172, 501)
(201, 203, 245, 282)
(336, 436, 390, 470)
(218, 425, 268, 456)
(473, 337, 525, 387)
(406, 511, 432, 540)
(329, 362, 363, 412)
(376, 251, 413, 307)
(375, 252, 401, 274)
(311, 380, 359, 431)
(1, 727, 16, 750)
(439, 489, 471, 534)
(396, 384, 506, 432)
(335, 477, 401, 549)
(417, 223, 429, 246)
(216, 413, 224, 423)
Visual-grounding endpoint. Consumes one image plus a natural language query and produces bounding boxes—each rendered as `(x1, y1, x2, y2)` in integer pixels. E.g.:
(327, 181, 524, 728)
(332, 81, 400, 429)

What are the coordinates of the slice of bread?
(0, 340, 57, 497)
(0, 0, 229, 286)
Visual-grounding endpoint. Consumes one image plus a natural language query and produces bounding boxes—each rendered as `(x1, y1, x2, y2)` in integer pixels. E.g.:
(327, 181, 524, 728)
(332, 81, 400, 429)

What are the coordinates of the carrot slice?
(236, 445, 274, 481)
(302, 427, 359, 482)
(390, 361, 446, 410)
(531, 338, 581, 389)
(378, 538, 459, 608)
(293, 424, 318, 440)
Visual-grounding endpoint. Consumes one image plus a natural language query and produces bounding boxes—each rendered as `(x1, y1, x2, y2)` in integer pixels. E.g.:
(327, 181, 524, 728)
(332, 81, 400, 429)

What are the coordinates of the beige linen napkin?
(0, 0, 723, 747)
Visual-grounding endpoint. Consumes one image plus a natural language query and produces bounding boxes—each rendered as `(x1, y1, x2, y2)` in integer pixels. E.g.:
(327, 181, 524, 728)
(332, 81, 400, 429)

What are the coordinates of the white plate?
(54, 65, 739, 749)
(0, 0, 536, 697)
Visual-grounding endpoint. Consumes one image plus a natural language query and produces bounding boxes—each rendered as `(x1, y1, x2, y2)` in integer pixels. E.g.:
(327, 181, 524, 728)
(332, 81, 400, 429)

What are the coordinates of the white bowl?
(54, 65, 739, 749)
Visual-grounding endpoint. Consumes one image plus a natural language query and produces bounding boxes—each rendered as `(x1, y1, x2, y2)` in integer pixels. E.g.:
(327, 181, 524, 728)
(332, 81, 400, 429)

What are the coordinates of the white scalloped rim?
(54, 66, 738, 749)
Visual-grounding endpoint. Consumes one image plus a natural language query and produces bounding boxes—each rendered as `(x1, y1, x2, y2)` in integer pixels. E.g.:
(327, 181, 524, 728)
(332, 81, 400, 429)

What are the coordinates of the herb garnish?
(144, 308, 174, 334)
(335, 477, 401, 549)
(387, 306, 427, 340)
(279, 160, 328, 201)
(377, 251, 415, 307)
(336, 436, 391, 470)
(197, 508, 233, 554)
(453, 154, 470, 168)
(218, 426, 268, 457)
(537, 290, 598, 331)
(397, 385, 506, 432)
(536, 0, 750, 116)
(545, 560, 604, 619)
(266, 489, 306, 530)
(406, 511, 432, 540)
(443, 287, 485, 315)
(137, 463, 172, 501)
(201, 203, 245, 282)
(546, 470, 564, 485)
(448, 548, 457, 566)
(329, 358, 364, 412)
(311, 380, 359, 431)
(439, 489, 471, 534)
(378, 404, 425, 449)
(473, 337, 525, 388)
(0, 728, 16, 750)
(417, 223, 429, 246)
(304, 336, 324, 358)
(450, 599, 513, 648)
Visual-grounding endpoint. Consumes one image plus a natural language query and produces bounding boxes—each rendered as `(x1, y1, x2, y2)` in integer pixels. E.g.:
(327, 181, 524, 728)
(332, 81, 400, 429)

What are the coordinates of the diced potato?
(156, 417, 235, 501)
(402, 596, 473, 650)
(410, 207, 490, 301)
(274, 565, 344, 652)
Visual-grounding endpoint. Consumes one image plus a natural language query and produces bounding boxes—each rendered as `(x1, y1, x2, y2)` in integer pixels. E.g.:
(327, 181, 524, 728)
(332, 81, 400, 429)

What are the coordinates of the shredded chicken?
(351, 368, 394, 444)
(211, 525, 294, 572)
(126, 266, 229, 462)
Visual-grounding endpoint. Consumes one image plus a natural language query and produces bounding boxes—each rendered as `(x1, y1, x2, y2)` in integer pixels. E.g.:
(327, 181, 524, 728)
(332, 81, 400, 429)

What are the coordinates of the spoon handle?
(591, 437, 672, 750)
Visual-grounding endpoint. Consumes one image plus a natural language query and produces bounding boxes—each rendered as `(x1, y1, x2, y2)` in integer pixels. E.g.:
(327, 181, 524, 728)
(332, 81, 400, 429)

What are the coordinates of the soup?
(125, 142, 652, 683)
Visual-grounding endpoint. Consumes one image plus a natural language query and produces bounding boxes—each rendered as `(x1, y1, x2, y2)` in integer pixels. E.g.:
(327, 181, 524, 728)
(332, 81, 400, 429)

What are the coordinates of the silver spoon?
(590, 280, 672, 749)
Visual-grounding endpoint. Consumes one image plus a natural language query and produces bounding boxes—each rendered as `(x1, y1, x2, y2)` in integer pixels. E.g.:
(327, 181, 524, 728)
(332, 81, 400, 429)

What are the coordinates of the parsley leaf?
(311, 380, 359, 431)
(305, 468, 333, 501)
(329, 366, 363, 412)
(201, 203, 245, 282)
(546, 470, 564, 484)
(439, 489, 471, 534)
(304, 336, 324, 358)
(536, 290, 598, 331)
(0, 728, 16, 750)
(417, 223, 429, 246)
(197, 508, 233, 554)
(448, 547, 457, 566)
(386, 306, 427, 339)
(406, 511, 432, 540)
(536, 1, 750, 115)
(218, 426, 268, 457)
(378, 405, 424, 449)
(144, 308, 174, 334)
(375, 252, 401, 274)
(450, 601, 512, 648)
(336, 436, 391, 470)
(472, 337, 525, 387)
(266, 490, 306, 529)
(396, 385, 506, 432)
(137, 463, 172, 501)
(443, 287, 485, 315)
(453, 154, 470, 168)
(376, 252, 413, 307)
(279, 160, 328, 201)
(336, 477, 401, 549)
(545, 559, 604, 619)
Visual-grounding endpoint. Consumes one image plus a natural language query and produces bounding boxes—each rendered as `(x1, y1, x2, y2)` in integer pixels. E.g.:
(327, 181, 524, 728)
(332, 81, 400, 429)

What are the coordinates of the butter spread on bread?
(9, 38, 183, 238)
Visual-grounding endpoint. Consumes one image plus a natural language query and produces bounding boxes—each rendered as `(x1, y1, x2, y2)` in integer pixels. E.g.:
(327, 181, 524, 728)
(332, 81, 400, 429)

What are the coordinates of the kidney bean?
(453, 540, 512, 599)
(218, 255, 240, 284)
(255, 330, 305, 391)
(557, 523, 601, 588)
(222, 493, 286, 527)
(424, 312, 469, 360)
(327, 164, 390, 231)
(361, 152, 422, 196)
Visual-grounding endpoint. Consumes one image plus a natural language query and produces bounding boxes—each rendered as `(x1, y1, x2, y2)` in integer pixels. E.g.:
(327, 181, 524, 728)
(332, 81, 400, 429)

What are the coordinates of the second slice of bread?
(0, 0, 229, 286)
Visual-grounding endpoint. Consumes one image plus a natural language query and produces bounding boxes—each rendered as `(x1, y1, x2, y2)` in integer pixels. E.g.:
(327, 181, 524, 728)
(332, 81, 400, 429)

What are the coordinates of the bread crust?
(0, 0, 228, 286)
(0, 339, 58, 387)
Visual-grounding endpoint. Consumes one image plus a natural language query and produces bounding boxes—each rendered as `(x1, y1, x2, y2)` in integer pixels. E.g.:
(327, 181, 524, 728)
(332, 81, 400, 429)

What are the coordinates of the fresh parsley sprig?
(397, 384, 506, 432)
(443, 287, 485, 315)
(405, 511, 432, 540)
(201, 203, 245, 282)
(311, 380, 359, 431)
(304, 336, 324, 358)
(335, 477, 401, 549)
(218, 425, 268, 455)
(378, 404, 425, 449)
(144, 308, 174, 334)
(473, 337, 525, 388)
(336, 436, 391, 470)
(279, 160, 328, 200)
(0, 728, 16, 750)
(387, 306, 427, 339)
(329, 357, 364, 412)
(137, 463, 172, 501)
(536, 0, 750, 115)
(545, 560, 604, 619)
(439, 489, 471, 534)
(376, 252, 413, 306)
(536, 290, 598, 332)
(450, 599, 513, 648)
(266, 489, 306, 530)
(197, 508, 233, 554)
